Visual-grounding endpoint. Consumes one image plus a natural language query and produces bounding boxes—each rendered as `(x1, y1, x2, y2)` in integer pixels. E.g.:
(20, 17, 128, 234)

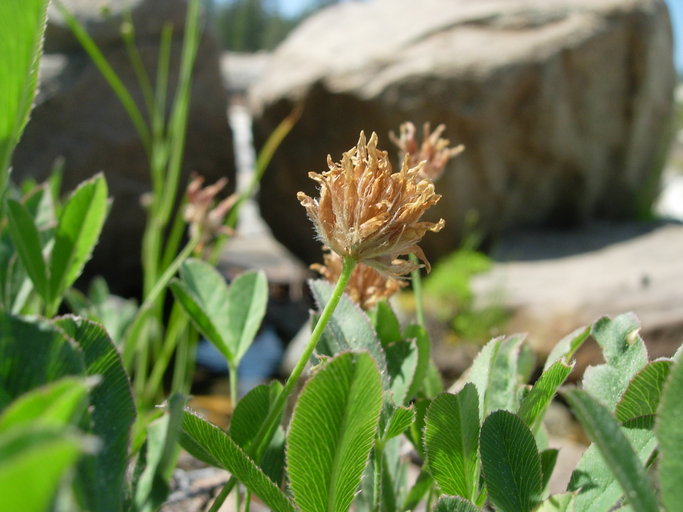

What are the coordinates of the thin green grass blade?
(53, 0, 150, 150)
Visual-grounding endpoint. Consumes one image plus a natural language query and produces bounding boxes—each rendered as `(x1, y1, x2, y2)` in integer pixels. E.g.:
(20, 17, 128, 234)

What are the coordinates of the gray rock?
(472, 220, 683, 370)
(251, 0, 676, 267)
(45, 0, 189, 53)
(12, 1, 235, 296)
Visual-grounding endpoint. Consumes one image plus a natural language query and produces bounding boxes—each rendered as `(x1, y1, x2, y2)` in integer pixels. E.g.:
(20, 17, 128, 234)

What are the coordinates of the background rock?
(472, 220, 683, 374)
(251, 0, 675, 268)
(12, 0, 235, 297)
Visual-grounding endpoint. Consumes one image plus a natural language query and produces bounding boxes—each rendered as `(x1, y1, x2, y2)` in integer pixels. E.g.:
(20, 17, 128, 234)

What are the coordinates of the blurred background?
(12, 0, 683, 391)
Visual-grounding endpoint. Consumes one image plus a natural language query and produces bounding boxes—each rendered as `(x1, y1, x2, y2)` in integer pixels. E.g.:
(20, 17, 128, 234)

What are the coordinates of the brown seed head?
(297, 131, 445, 278)
(389, 122, 464, 182)
(311, 249, 406, 310)
(184, 173, 237, 252)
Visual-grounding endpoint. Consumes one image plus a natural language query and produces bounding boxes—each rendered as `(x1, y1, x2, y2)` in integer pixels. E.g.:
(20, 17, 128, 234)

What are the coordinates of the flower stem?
(410, 253, 425, 327)
(208, 256, 357, 512)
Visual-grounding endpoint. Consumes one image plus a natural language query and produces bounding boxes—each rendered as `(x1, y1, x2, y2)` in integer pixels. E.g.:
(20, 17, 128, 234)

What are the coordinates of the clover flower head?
(311, 249, 406, 310)
(297, 131, 444, 278)
(389, 122, 464, 182)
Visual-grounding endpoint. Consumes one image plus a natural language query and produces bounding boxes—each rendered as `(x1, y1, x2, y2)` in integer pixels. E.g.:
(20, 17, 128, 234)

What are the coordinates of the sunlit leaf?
(424, 385, 480, 500)
(582, 314, 648, 411)
(55, 316, 135, 512)
(615, 359, 671, 424)
(48, 174, 109, 312)
(0, 0, 49, 177)
(656, 356, 683, 511)
(518, 359, 573, 433)
(480, 410, 542, 512)
(287, 351, 383, 512)
(180, 410, 296, 512)
(562, 387, 658, 512)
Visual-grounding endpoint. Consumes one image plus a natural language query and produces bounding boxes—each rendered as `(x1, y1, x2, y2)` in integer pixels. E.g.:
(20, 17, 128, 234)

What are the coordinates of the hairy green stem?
(410, 254, 425, 327)
(208, 256, 357, 512)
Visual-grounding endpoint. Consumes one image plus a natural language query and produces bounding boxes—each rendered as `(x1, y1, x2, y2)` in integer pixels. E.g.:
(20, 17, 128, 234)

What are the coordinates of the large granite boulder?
(251, 0, 675, 267)
(12, 0, 235, 297)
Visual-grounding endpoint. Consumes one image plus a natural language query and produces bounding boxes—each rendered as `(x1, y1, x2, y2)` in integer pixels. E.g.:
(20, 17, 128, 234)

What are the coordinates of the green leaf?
(134, 394, 185, 512)
(656, 356, 683, 511)
(518, 359, 574, 433)
(171, 258, 232, 361)
(582, 314, 648, 411)
(48, 174, 109, 311)
(568, 427, 656, 512)
(180, 410, 296, 512)
(228, 381, 286, 483)
(562, 387, 658, 512)
(467, 334, 527, 419)
(480, 410, 542, 512)
(54, 316, 136, 512)
(433, 495, 482, 512)
(385, 339, 418, 405)
(287, 351, 383, 512)
(0, 426, 87, 512)
(543, 325, 590, 371)
(0, 313, 85, 409)
(423, 385, 480, 500)
(309, 279, 389, 388)
(0, 0, 49, 177)
(536, 493, 574, 512)
(5, 198, 49, 302)
(406, 398, 431, 457)
(539, 448, 558, 493)
(226, 270, 268, 361)
(383, 405, 415, 441)
(615, 359, 671, 424)
(0, 377, 90, 433)
(370, 300, 402, 346)
(230, 381, 282, 448)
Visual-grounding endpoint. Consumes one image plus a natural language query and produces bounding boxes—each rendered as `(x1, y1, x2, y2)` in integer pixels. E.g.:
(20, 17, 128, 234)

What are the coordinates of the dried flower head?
(184, 174, 237, 252)
(297, 131, 444, 278)
(389, 122, 464, 182)
(312, 249, 406, 310)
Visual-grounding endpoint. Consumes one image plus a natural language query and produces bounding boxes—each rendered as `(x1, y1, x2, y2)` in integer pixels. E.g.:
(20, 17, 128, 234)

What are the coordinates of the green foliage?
(563, 388, 659, 512)
(6, 174, 109, 316)
(656, 356, 683, 510)
(424, 385, 480, 500)
(180, 410, 296, 512)
(171, 259, 268, 367)
(434, 495, 482, 512)
(287, 352, 383, 512)
(480, 410, 543, 512)
(0, 0, 50, 180)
